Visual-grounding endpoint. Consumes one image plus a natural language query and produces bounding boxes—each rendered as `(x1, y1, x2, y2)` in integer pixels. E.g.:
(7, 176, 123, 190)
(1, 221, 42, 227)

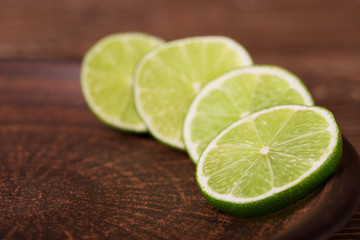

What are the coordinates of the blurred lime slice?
(134, 36, 253, 148)
(81, 32, 164, 132)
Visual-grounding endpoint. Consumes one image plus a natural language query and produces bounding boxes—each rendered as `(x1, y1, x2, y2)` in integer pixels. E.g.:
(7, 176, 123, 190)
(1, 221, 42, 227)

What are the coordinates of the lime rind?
(81, 32, 164, 132)
(196, 105, 342, 217)
(184, 65, 314, 163)
(135, 36, 253, 73)
(133, 36, 253, 149)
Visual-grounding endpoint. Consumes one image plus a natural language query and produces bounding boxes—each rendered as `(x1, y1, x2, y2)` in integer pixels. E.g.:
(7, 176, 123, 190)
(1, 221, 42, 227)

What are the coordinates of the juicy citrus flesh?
(184, 66, 314, 163)
(81, 33, 164, 132)
(134, 36, 253, 149)
(196, 105, 342, 217)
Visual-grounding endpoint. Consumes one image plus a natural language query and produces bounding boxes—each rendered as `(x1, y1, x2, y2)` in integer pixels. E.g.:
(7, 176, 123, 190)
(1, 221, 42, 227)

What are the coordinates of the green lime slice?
(184, 65, 314, 163)
(134, 36, 253, 149)
(81, 32, 164, 132)
(196, 105, 342, 217)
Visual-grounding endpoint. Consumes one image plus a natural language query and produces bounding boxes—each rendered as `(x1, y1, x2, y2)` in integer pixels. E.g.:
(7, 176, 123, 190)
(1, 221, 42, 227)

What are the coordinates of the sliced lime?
(81, 32, 164, 132)
(134, 36, 253, 148)
(184, 66, 314, 163)
(196, 105, 342, 217)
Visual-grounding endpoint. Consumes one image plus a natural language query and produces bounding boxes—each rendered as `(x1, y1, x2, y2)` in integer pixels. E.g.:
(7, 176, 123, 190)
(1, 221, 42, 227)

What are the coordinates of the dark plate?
(272, 136, 360, 240)
(0, 61, 360, 240)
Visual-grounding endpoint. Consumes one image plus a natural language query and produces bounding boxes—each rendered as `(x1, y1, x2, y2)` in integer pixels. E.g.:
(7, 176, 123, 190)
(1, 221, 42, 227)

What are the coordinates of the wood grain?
(0, 60, 360, 239)
(0, 0, 360, 59)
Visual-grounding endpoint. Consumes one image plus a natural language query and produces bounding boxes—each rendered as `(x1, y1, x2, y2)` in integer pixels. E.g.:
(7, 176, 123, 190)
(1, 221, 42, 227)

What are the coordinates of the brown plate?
(0, 60, 360, 240)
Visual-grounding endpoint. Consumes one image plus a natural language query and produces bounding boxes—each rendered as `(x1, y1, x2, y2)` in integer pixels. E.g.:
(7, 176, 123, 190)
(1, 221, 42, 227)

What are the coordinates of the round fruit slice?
(134, 36, 253, 149)
(184, 66, 314, 163)
(196, 105, 342, 217)
(81, 32, 164, 132)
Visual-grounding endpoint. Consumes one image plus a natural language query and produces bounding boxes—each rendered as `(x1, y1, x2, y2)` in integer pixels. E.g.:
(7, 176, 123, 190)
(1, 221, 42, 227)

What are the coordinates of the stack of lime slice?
(80, 32, 342, 217)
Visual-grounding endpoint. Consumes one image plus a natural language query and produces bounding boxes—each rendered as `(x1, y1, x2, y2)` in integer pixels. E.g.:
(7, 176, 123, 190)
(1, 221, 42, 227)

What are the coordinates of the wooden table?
(1, 0, 360, 239)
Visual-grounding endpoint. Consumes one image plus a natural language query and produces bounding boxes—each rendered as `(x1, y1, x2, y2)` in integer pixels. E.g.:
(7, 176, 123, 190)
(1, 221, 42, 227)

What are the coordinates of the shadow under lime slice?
(196, 105, 342, 217)
(81, 32, 164, 132)
(184, 65, 314, 163)
(134, 36, 253, 149)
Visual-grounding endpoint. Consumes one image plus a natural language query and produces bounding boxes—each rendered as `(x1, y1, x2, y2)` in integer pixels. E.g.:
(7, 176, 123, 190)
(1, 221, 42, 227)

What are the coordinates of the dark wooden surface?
(1, 0, 360, 239)
(0, 60, 359, 240)
(1, 0, 360, 60)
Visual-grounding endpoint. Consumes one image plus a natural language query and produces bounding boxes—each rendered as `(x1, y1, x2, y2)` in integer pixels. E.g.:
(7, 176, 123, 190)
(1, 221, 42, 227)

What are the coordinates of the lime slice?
(81, 32, 164, 132)
(184, 66, 314, 163)
(134, 36, 253, 149)
(196, 105, 342, 217)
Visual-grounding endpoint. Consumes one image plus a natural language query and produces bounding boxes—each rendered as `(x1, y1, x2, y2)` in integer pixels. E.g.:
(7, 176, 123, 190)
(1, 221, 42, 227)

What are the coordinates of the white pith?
(183, 66, 314, 162)
(260, 146, 270, 154)
(134, 36, 253, 149)
(81, 33, 164, 132)
(196, 105, 339, 203)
